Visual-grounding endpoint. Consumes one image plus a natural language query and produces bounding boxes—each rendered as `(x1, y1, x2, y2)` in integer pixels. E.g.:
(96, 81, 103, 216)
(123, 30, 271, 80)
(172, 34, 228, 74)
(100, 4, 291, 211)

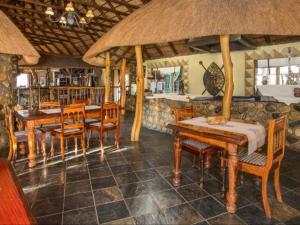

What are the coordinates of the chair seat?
(53, 128, 81, 134)
(85, 118, 99, 123)
(182, 139, 210, 150)
(89, 122, 115, 128)
(238, 149, 267, 166)
(41, 123, 61, 128)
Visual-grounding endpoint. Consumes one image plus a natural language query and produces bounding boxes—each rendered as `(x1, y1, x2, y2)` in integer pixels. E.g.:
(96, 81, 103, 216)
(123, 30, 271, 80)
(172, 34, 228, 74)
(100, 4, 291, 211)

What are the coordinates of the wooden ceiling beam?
(168, 42, 178, 55)
(105, 0, 123, 21)
(19, 0, 130, 16)
(115, 46, 132, 64)
(153, 44, 163, 57)
(23, 32, 69, 42)
(10, 12, 80, 55)
(0, 3, 108, 32)
(109, 0, 139, 10)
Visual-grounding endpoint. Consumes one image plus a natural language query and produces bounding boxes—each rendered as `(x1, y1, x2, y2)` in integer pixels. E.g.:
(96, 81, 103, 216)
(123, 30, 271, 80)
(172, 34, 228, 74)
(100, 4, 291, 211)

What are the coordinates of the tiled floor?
(11, 114, 300, 225)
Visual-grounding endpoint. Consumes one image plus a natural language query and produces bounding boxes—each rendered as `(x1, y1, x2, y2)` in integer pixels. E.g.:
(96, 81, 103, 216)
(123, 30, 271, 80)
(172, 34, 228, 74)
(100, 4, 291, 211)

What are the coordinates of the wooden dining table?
(167, 118, 261, 214)
(16, 105, 101, 168)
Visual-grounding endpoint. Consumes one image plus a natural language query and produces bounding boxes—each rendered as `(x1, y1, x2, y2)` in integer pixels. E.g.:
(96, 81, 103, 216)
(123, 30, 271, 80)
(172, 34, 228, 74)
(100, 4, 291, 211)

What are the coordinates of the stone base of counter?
(142, 98, 300, 151)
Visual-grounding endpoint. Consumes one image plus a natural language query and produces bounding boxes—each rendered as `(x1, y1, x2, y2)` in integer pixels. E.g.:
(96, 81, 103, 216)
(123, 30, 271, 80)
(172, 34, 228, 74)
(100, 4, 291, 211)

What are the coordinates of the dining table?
(166, 116, 266, 214)
(16, 105, 101, 168)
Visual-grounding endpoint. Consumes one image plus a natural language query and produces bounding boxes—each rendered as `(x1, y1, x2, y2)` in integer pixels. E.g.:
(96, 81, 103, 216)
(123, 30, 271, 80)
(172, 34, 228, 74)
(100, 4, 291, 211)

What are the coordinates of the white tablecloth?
(40, 105, 100, 114)
(180, 117, 266, 155)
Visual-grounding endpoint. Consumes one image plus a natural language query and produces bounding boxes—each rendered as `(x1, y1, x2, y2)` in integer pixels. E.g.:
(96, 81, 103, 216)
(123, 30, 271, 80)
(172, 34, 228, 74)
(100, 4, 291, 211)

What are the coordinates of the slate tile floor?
(11, 114, 300, 225)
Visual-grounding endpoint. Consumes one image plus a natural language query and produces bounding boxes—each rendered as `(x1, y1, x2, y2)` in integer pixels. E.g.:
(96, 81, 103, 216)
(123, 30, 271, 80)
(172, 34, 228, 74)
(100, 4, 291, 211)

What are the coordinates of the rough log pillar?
(131, 46, 144, 141)
(105, 52, 111, 103)
(220, 35, 234, 120)
(120, 58, 127, 115)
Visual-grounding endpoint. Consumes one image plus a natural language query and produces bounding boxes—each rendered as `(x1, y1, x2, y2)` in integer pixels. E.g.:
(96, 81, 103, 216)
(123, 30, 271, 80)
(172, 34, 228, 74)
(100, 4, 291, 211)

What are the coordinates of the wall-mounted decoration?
(200, 61, 225, 96)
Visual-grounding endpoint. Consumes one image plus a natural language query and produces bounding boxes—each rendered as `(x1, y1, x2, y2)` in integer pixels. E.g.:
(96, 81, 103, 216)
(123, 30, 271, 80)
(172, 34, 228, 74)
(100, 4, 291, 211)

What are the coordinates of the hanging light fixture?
(45, 1, 94, 27)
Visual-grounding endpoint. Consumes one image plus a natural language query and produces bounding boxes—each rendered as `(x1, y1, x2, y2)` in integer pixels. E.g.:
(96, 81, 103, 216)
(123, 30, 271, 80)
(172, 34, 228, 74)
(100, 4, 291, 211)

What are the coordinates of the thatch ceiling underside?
(1, 0, 300, 66)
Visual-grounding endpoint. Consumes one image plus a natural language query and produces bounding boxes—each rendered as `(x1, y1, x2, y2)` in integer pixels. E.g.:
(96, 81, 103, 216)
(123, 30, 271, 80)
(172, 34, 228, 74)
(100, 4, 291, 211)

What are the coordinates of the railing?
(47, 86, 121, 105)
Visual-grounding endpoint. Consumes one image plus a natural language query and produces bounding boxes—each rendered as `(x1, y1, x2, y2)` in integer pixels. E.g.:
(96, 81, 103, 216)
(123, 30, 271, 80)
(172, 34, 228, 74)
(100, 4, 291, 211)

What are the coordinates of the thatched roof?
(0, 10, 40, 65)
(83, 0, 300, 66)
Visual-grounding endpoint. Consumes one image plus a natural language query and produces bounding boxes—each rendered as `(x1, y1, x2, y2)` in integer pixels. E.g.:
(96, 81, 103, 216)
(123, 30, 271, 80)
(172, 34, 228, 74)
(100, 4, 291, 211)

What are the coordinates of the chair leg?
(12, 143, 17, 161)
(8, 139, 13, 161)
(192, 154, 197, 168)
(87, 129, 92, 149)
(60, 137, 65, 161)
(261, 174, 271, 219)
(199, 152, 204, 188)
(42, 132, 47, 161)
(75, 137, 78, 152)
(274, 167, 283, 202)
(100, 131, 104, 154)
(115, 128, 120, 149)
(220, 158, 226, 197)
(240, 172, 244, 185)
(50, 135, 55, 157)
(82, 132, 86, 156)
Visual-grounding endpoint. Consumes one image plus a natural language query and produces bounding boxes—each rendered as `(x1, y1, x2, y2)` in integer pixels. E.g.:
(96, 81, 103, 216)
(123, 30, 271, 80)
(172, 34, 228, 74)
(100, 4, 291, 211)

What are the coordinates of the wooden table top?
(167, 121, 248, 146)
(0, 159, 36, 225)
(16, 105, 101, 121)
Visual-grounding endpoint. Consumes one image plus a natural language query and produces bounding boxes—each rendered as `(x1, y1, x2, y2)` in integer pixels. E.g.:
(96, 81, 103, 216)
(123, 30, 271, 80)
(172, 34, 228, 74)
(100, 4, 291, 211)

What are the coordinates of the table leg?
(226, 143, 238, 213)
(173, 136, 182, 187)
(27, 121, 36, 168)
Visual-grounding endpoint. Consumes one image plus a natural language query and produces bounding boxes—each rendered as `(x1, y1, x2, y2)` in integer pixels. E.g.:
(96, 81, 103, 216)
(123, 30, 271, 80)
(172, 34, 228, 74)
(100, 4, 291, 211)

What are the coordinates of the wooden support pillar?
(276, 66, 280, 85)
(105, 52, 111, 103)
(131, 46, 144, 141)
(220, 35, 234, 120)
(120, 58, 127, 115)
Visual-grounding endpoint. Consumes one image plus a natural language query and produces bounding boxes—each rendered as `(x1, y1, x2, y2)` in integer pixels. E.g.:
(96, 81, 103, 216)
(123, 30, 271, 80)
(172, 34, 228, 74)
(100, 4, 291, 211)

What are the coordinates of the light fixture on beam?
(45, 1, 94, 28)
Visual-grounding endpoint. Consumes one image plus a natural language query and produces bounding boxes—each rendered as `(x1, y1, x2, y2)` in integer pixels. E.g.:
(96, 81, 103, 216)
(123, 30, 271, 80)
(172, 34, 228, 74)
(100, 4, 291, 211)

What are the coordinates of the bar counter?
(131, 94, 300, 150)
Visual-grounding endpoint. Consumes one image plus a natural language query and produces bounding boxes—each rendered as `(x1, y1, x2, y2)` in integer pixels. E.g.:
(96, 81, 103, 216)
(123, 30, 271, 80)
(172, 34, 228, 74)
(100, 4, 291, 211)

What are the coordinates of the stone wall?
(0, 54, 16, 107)
(142, 98, 300, 151)
(0, 54, 17, 155)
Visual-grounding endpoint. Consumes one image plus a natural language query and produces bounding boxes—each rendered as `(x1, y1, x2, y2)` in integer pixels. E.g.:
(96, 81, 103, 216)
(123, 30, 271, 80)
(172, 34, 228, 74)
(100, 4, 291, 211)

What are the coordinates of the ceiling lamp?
(45, 1, 94, 27)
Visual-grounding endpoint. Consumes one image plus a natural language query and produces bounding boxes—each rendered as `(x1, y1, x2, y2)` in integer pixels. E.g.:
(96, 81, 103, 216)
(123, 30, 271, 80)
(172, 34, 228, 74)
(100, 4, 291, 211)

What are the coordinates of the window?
(150, 66, 181, 93)
(255, 57, 300, 85)
(16, 73, 29, 88)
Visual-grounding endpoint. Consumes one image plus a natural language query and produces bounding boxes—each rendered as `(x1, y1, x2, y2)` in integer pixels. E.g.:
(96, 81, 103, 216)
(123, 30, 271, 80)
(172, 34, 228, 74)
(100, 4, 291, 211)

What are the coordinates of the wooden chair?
(73, 99, 91, 105)
(38, 101, 61, 160)
(5, 106, 42, 161)
(221, 115, 288, 218)
(86, 102, 120, 154)
(50, 104, 86, 160)
(175, 108, 221, 187)
(39, 101, 60, 109)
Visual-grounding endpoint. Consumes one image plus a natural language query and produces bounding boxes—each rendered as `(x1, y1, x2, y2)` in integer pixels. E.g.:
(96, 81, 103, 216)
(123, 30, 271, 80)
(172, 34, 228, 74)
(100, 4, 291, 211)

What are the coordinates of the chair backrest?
(175, 108, 194, 123)
(61, 104, 85, 132)
(3, 104, 9, 129)
(266, 115, 287, 167)
(6, 107, 16, 141)
(40, 101, 60, 109)
(101, 102, 120, 126)
(73, 99, 91, 105)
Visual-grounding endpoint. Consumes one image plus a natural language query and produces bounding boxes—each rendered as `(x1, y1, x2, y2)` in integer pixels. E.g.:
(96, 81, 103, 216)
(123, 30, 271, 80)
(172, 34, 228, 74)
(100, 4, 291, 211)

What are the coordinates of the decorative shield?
(201, 62, 225, 96)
